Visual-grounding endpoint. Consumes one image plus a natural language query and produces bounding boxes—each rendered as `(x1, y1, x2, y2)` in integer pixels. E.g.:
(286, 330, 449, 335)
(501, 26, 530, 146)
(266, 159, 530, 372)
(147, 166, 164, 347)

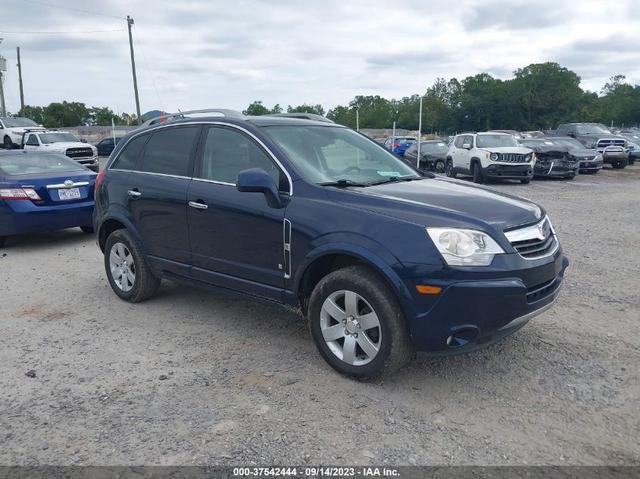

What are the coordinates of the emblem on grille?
(64, 179, 74, 188)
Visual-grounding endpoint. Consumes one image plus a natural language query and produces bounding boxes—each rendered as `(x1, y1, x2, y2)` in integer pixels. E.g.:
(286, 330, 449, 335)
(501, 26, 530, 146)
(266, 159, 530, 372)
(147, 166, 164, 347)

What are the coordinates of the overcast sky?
(1, 0, 639, 115)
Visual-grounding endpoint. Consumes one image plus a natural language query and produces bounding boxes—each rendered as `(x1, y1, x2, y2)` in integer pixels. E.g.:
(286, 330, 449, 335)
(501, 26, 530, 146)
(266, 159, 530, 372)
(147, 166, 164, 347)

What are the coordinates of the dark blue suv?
(94, 109, 568, 378)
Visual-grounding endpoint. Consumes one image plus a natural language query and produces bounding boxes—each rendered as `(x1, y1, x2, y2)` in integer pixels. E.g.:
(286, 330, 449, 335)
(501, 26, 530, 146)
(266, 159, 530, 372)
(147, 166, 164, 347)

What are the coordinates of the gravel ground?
(1, 165, 639, 466)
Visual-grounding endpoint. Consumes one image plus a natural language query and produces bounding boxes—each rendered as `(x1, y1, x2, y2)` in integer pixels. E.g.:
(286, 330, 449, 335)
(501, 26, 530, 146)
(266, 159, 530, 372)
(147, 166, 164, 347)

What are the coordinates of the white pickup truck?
(22, 130, 99, 171)
(0, 116, 45, 149)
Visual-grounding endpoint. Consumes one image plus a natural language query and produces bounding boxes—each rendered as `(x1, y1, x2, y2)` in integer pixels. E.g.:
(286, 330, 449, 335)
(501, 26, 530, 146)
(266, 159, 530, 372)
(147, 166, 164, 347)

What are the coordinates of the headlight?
(426, 228, 505, 266)
(524, 153, 532, 162)
(489, 152, 499, 161)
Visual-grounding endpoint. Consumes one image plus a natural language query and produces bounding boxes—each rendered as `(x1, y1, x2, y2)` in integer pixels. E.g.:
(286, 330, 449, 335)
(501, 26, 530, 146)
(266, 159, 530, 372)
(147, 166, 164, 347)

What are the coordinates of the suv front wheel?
(104, 229, 161, 302)
(308, 265, 413, 379)
(445, 159, 457, 178)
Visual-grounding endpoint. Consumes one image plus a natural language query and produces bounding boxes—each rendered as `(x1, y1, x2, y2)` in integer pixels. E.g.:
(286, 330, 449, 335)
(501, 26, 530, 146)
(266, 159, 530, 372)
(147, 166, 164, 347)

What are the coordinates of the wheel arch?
(97, 212, 143, 253)
(294, 245, 415, 319)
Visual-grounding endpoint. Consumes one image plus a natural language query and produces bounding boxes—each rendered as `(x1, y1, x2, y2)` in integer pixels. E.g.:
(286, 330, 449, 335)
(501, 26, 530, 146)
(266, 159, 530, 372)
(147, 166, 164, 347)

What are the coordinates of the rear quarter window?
(111, 134, 148, 170)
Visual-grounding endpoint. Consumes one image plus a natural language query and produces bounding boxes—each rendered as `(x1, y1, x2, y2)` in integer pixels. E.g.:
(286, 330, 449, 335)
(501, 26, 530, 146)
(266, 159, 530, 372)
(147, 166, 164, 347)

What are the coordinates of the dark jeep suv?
(94, 109, 568, 378)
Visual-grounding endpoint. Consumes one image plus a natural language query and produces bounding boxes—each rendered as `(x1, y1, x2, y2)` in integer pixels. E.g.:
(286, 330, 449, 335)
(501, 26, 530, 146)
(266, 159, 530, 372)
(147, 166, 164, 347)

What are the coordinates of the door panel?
(187, 180, 285, 299)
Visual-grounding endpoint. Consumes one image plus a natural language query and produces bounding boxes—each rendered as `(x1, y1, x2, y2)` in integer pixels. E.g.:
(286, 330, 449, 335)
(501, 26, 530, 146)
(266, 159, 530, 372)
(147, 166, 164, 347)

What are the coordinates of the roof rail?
(265, 113, 334, 123)
(140, 109, 245, 128)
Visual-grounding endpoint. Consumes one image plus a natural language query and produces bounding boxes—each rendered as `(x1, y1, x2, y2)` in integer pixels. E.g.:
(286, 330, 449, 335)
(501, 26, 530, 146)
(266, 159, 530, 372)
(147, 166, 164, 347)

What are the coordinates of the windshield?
(39, 133, 80, 144)
(576, 124, 611, 135)
(0, 153, 85, 176)
(3, 117, 39, 128)
(476, 134, 518, 148)
(550, 138, 587, 149)
(264, 126, 420, 184)
(422, 141, 449, 153)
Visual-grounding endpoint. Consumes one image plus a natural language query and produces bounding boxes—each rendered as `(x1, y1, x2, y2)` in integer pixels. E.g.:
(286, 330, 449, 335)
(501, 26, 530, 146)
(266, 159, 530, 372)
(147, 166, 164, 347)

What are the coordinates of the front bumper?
(578, 158, 603, 171)
(74, 156, 99, 172)
(600, 150, 628, 165)
(483, 163, 533, 179)
(534, 161, 578, 178)
(400, 249, 568, 354)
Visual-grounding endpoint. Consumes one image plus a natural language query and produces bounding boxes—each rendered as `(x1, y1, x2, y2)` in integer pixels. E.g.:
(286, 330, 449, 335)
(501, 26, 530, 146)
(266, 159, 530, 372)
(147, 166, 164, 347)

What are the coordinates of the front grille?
(526, 277, 560, 304)
(66, 147, 93, 159)
(505, 217, 557, 259)
(499, 153, 527, 163)
(596, 139, 625, 148)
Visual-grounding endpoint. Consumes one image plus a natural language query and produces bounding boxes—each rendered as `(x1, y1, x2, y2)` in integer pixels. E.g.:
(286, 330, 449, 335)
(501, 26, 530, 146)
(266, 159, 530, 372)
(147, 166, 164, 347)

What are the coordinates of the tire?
(80, 226, 94, 234)
(472, 162, 484, 184)
(3, 136, 14, 150)
(0, 236, 6, 248)
(308, 265, 413, 379)
(434, 159, 445, 174)
(629, 157, 635, 166)
(104, 229, 160, 303)
(445, 159, 457, 178)
(520, 178, 531, 184)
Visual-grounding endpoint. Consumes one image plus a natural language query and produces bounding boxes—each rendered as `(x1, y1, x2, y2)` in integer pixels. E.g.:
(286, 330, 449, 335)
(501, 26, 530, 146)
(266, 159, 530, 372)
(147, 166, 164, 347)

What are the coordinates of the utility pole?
(16, 47, 24, 112)
(416, 96, 423, 169)
(127, 16, 142, 124)
(0, 38, 6, 117)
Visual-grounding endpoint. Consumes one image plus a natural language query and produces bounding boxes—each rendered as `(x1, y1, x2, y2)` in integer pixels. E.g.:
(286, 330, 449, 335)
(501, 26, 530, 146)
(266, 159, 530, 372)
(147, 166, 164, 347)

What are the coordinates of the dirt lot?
(1, 165, 639, 466)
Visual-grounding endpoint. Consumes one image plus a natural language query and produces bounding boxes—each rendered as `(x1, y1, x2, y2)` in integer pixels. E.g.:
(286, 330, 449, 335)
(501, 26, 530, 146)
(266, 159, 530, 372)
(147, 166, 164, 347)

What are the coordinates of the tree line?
(246, 63, 640, 133)
(14, 62, 640, 133)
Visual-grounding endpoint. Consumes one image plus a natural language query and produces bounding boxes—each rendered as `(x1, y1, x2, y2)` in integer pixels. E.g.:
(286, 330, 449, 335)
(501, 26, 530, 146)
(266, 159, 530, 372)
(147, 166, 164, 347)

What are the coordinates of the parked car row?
(0, 117, 100, 171)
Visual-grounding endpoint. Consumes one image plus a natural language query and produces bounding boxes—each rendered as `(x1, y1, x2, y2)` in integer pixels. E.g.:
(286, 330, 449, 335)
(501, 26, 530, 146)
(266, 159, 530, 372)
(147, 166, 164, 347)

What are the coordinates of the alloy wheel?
(320, 290, 382, 366)
(109, 242, 136, 292)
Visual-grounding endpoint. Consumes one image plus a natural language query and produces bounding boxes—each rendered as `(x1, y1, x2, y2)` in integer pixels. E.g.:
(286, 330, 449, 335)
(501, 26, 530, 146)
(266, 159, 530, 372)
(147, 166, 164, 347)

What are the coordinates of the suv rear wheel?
(104, 229, 160, 303)
(308, 265, 413, 379)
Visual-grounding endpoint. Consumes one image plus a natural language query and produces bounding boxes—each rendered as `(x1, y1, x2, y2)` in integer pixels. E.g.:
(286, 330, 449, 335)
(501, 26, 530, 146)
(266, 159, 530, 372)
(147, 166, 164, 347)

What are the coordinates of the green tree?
(243, 101, 282, 116)
(287, 104, 325, 115)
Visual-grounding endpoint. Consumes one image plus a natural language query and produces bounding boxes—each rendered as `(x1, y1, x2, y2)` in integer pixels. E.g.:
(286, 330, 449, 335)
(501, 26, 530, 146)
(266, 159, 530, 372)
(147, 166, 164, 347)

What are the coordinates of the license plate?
(58, 188, 81, 200)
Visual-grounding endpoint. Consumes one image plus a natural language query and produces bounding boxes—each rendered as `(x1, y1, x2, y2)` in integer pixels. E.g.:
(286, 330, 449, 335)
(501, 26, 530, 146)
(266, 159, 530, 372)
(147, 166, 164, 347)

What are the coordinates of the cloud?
(0, 0, 638, 114)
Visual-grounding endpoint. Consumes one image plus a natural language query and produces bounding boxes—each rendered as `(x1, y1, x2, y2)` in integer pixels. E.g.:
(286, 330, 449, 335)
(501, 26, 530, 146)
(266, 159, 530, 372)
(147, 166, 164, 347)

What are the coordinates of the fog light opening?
(446, 326, 479, 348)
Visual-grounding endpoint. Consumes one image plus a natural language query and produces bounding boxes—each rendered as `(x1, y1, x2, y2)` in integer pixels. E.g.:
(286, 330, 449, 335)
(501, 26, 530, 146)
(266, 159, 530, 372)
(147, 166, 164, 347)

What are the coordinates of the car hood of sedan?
(346, 177, 543, 231)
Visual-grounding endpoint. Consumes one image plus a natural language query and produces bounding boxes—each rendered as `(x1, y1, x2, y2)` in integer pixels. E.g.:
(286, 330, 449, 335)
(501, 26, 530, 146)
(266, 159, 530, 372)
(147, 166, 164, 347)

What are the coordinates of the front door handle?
(128, 189, 142, 198)
(188, 200, 208, 210)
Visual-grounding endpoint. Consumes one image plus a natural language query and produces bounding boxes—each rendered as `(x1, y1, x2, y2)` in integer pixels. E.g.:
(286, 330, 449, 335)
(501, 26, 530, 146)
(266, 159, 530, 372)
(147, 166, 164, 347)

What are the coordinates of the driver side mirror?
(236, 167, 285, 209)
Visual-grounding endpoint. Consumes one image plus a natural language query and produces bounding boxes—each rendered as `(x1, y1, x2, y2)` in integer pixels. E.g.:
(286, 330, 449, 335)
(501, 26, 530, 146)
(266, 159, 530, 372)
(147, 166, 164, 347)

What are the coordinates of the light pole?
(0, 39, 6, 117)
(416, 96, 423, 169)
(16, 47, 25, 112)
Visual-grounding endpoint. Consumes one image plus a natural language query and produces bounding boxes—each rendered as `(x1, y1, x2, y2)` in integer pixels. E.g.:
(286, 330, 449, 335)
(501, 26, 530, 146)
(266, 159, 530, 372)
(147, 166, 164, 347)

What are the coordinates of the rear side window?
(199, 127, 283, 187)
(140, 126, 199, 177)
(112, 135, 147, 170)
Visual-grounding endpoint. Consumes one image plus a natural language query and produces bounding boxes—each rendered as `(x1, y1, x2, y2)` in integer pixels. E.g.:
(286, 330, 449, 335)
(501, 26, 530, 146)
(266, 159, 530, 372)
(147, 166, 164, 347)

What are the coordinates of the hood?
(479, 146, 532, 154)
(566, 147, 598, 157)
(337, 177, 543, 231)
(40, 142, 95, 150)
(528, 145, 569, 155)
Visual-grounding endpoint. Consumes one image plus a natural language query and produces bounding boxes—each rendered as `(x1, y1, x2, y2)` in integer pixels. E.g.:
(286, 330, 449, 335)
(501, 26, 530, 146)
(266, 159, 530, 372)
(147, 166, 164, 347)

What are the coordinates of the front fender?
(293, 236, 418, 322)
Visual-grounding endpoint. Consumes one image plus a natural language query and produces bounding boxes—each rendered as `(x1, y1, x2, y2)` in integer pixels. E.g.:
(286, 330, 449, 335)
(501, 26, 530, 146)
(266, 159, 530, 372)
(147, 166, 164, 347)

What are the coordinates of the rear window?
(0, 153, 85, 176)
(139, 126, 199, 177)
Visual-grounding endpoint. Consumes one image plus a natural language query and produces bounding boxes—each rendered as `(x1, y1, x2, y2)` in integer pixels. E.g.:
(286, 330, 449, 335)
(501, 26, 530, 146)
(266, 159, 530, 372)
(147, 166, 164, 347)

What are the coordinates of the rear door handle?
(128, 189, 142, 198)
(188, 200, 208, 210)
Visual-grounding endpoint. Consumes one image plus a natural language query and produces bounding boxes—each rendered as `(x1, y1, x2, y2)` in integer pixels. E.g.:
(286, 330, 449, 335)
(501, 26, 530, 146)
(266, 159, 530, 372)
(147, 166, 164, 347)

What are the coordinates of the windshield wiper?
(318, 179, 368, 188)
(366, 176, 424, 186)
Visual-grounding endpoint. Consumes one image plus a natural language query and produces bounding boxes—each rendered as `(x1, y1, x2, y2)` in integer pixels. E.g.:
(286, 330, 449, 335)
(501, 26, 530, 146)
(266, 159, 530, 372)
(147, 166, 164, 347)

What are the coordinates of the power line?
(18, 0, 126, 20)
(0, 29, 125, 34)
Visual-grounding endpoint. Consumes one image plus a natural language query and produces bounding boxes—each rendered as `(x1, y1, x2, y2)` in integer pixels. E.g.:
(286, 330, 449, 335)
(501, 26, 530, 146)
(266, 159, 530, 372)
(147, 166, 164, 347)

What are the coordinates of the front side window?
(139, 126, 199, 177)
(26, 134, 39, 146)
(476, 134, 518, 148)
(454, 136, 464, 148)
(264, 126, 419, 185)
(111, 134, 148, 171)
(199, 127, 283, 187)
